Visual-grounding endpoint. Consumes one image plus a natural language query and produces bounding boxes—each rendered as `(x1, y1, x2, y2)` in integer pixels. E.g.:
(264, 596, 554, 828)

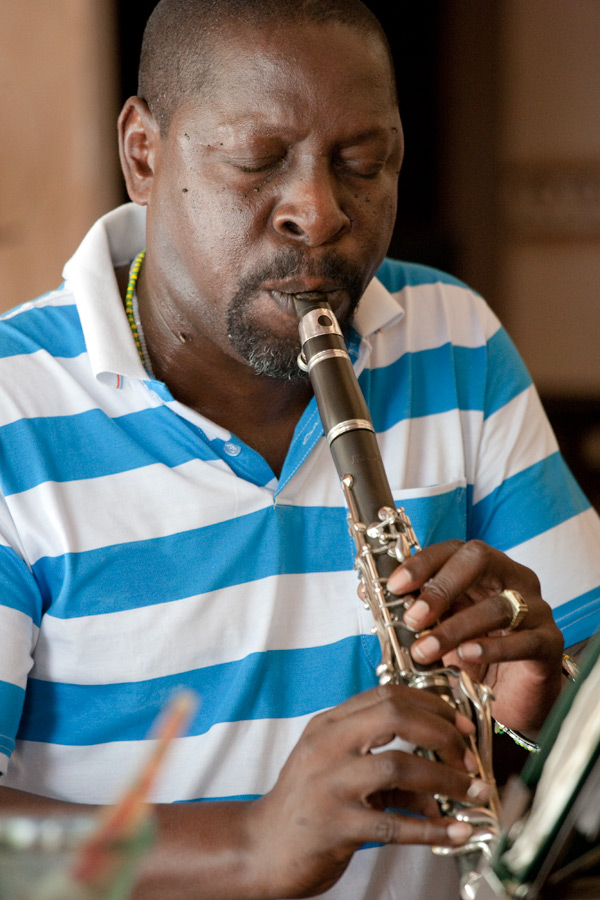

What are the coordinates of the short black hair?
(138, 0, 396, 134)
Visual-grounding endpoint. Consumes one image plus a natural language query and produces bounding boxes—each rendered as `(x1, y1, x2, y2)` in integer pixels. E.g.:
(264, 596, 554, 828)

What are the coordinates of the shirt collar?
(62, 203, 147, 384)
(353, 271, 405, 338)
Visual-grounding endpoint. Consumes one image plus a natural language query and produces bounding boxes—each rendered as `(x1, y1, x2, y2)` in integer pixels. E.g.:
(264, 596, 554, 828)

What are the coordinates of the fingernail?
(463, 748, 479, 774)
(404, 599, 430, 628)
(411, 634, 440, 662)
(387, 567, 412, 593)
(447, 821, 473, 844)
(457, 642, 483, 661)
(467, 779, 492, 802)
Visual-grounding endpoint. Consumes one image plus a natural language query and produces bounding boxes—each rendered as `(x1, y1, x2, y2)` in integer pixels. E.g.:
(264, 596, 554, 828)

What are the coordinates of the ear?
(118, 97, 160, 206)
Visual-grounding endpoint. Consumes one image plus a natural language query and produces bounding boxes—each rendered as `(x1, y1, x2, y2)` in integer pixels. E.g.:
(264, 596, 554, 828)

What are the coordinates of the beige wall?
(440, 0, 600, 398)
(0, 1, 122, 311)
(499, 0, 600, 397)
(441, 0, 600, 399)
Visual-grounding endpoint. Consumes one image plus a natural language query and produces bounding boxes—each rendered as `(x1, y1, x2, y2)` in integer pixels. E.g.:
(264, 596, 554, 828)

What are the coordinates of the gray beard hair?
(226, 316, 307, 381)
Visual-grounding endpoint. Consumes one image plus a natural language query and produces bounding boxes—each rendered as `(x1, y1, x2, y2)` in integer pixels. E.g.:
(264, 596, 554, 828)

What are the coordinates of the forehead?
(170, 20, 399, 139)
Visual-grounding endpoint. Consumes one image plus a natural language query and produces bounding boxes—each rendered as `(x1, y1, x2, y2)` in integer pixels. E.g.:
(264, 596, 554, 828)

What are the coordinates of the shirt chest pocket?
(391, 479, 468, 551)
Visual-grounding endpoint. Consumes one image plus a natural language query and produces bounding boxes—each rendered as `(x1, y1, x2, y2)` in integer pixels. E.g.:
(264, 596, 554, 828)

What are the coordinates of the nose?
(271, 164, 351, 247)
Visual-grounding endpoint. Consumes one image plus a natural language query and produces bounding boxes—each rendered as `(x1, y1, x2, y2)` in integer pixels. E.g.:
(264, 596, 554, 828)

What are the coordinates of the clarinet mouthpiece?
(292, 292, 332, 316)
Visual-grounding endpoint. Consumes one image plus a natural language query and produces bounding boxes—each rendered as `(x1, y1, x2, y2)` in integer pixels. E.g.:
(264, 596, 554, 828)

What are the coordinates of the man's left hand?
(386, 539, 565, 737)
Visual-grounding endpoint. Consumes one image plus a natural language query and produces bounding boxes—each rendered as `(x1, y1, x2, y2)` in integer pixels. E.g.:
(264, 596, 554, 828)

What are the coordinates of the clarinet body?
(294, 293, 500, 900)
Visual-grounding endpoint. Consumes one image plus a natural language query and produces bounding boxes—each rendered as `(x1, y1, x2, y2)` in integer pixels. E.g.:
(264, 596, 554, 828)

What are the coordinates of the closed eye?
(229, 157, 282, 174)
(337, 160, 386, 180)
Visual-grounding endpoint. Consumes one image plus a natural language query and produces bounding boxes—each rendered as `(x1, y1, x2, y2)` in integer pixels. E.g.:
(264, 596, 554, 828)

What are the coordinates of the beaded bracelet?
(494, 721, 541, 753)
(561, 652, 580, 682)
(494, 654, 580, 754)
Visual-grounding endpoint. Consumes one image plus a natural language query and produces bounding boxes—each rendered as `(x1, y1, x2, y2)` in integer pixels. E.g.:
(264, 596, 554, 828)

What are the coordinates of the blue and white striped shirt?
(1, 203, 599, 900)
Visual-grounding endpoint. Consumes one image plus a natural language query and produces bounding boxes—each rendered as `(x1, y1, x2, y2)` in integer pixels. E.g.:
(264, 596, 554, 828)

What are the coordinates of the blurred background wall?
(1, 0, 599, 502)
(0, 2, 122, 305)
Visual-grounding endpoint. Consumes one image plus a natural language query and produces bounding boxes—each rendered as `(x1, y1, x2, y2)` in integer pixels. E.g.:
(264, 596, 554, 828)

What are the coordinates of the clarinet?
(294, 292, 501, 900)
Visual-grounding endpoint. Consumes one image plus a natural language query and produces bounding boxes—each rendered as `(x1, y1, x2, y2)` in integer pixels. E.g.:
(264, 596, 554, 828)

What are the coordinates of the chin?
(235, 334, 306, 381)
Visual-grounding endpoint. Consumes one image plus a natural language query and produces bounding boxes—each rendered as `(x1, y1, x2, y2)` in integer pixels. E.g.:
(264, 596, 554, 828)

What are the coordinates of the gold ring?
(499, 589, 528, 630)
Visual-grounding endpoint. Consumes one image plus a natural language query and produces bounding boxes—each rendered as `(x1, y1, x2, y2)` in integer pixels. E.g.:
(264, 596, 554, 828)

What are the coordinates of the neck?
(170, 357, 312, 476)
(116, 262, 312, 477)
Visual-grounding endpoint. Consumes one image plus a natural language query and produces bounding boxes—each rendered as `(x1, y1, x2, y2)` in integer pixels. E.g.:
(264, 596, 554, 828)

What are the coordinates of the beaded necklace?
(125, 249, 154, 376)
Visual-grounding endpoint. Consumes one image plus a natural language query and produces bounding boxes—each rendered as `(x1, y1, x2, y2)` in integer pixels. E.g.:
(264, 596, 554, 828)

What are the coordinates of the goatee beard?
(226, 324, 305, 381)
(226, 250, 365, 381)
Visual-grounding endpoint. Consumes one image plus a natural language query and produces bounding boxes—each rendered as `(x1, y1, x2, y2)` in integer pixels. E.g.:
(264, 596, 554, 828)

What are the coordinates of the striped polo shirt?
(0, 203, 599, 900)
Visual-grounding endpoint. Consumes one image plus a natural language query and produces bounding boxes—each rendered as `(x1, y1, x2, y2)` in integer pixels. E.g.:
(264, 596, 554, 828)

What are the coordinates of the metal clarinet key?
(294, 292, 501, 900)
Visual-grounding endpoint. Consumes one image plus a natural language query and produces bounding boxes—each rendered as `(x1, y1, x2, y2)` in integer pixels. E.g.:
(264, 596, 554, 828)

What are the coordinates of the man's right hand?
(246, 683, 490, 898)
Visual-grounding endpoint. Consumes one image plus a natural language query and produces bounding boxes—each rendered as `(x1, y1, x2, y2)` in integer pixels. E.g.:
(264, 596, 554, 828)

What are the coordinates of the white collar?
(354, 272, 405, 338)
(62, 203, 147, 384)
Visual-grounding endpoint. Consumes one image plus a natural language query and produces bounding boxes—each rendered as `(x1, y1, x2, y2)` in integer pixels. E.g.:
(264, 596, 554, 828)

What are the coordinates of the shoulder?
(0, 284, 84, 360)
(374, 257, 503, 350)
(376, 258, 472, 294)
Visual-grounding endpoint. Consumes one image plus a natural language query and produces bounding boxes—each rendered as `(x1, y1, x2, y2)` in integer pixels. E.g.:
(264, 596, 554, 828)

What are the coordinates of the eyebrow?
(211, 117, 398, 141)
(340, 126, 398, 144)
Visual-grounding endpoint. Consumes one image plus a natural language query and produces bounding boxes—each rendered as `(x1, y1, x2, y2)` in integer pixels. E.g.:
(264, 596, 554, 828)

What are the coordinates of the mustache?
(234, 248, 366, 303)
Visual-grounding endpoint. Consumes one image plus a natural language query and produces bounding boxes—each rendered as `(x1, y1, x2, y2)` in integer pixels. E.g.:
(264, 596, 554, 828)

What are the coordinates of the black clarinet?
(294, 292, 500, 900)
